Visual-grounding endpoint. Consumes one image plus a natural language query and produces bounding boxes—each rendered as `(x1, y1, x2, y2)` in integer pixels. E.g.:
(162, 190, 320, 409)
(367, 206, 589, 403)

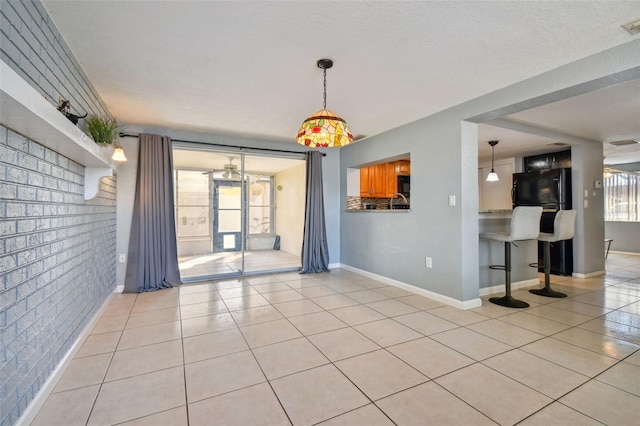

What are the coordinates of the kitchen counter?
(478, 212, 538, 291)
(479, 209, 512, 219)
(346, 208, 411, 213)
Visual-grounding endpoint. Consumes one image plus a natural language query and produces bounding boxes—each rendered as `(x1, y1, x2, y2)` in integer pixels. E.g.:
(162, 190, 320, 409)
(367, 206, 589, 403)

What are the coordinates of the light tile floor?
(179, 250, 300, 280)
(31, 253, 640, 425)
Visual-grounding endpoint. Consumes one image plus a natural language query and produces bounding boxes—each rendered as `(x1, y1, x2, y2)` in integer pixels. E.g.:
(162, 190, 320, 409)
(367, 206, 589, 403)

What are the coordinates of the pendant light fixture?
(296, 59, 353, 148)
(111, 143, 127, 162)
(486, 140, 499, 182)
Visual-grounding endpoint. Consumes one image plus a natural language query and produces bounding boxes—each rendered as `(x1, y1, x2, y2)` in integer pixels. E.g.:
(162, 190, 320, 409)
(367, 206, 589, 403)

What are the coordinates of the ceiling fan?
(202, 157, 242, 180)
(220, 157, 241, 179)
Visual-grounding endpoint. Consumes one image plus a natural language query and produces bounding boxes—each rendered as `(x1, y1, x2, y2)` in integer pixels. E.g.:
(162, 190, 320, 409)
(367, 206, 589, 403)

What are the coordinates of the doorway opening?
(173, 147, 306, 281)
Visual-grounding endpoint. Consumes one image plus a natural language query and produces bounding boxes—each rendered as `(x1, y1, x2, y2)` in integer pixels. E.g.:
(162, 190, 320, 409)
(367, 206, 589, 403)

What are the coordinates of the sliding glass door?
(173, 147, 305, 281)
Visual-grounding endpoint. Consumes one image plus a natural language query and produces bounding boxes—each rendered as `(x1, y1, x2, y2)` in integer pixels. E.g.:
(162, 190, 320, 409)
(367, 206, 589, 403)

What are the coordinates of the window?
(604, 170, 639, 222)
(248, 175, 275, 236)
(175, 170, 211, 237)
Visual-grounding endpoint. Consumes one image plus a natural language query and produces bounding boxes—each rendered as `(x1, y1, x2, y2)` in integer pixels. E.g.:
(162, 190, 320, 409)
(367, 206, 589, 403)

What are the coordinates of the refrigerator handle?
(557, 176, 563, 210)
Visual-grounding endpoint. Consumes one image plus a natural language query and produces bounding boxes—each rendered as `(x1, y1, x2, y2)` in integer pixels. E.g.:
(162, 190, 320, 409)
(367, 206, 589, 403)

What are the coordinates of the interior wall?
(0, 127, 117, 425)
(339, 40, 640, 304)
(1, 2, 116, 423)
(571, 142, 606, 274)
(115, 136, 139, 286)
(0, 1, 110, 122)
(321, 148, 341, 264)
(605, 222, 640, 253)
(275, 163, 305, 256)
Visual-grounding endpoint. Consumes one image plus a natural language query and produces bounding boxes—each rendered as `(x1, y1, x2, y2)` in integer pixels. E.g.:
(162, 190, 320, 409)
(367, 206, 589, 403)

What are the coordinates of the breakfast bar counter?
(479, 210, 539, 293)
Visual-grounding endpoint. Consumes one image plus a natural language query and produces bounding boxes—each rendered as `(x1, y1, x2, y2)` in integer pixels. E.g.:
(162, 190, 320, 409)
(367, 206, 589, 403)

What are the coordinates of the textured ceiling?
(43, 1, 639, 163)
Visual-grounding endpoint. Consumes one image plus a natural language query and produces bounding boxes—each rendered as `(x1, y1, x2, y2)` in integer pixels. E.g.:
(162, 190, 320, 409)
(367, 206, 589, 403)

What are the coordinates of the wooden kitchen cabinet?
(361, 160, 411, 198)
(360, 164, 387, 197)
(396, 160, 411, 176)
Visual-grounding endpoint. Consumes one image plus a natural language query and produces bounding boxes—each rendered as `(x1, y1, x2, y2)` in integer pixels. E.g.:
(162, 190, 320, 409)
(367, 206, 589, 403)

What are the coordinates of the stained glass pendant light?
(296, 59, 353, 148)
(486, 140, 499, 182)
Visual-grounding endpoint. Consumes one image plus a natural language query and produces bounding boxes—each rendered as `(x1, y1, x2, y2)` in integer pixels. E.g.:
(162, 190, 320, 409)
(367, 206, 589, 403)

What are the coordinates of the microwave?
(398, 175, 410, 197)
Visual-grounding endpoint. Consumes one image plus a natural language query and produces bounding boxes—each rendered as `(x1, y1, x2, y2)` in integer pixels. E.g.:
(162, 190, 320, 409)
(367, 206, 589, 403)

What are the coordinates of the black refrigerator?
(512, 168, 573, 276)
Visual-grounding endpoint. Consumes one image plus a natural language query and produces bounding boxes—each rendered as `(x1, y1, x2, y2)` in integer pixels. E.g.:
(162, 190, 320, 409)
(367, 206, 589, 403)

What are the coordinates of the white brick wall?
(0, 0, 110, 120)
(0, 2, 117, 424)
(0, 126, 117, 425)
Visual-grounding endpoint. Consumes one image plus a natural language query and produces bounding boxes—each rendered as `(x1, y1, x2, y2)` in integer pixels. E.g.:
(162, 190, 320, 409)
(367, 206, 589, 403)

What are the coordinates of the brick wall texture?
(1, 1, 117, 424)
(0, 126, 117, 425)
(0, 0, 110, 119)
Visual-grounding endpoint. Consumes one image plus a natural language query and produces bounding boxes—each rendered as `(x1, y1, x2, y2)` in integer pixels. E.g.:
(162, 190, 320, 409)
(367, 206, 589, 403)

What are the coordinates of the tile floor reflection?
(179, 250, 301, 280)
(31, 253, 640, 425)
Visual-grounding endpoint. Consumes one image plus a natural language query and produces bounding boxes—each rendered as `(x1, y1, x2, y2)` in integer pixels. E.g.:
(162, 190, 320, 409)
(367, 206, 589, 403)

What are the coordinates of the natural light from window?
(604, 170, 639, 222)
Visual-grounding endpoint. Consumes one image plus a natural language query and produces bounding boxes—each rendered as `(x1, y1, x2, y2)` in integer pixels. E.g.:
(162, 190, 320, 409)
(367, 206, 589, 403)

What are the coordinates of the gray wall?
(571, 143, 606, 274)
(0, 126, 117, 425)
(340, 40, 640, 303)
(605, 222, 640, 253)
(1, 2, 115, 424)
(115, 125, 341, 286)
(0, 0, 110, 119)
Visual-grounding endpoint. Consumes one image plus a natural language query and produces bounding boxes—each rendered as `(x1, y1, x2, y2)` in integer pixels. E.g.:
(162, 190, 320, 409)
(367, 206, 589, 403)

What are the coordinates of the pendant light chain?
(296, 58, 353, 147)
(491, 144, 495, 169)
(323, 67, 327, 110)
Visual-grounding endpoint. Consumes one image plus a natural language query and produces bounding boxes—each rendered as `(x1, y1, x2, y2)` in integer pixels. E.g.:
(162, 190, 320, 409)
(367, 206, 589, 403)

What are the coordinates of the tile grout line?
(83, 293, 138, 426)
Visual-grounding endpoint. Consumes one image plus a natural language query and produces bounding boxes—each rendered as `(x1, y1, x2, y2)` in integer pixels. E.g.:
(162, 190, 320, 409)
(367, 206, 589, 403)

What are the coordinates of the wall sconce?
(112, 144, 127, 162)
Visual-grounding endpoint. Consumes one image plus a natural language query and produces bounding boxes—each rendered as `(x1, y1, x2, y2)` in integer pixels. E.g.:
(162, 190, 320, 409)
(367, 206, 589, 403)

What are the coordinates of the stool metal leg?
(490, 242, 530, 308)
(530, 241, 567, 298)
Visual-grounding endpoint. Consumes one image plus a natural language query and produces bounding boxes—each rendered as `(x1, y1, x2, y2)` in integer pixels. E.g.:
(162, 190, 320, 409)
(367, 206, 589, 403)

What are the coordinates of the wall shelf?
(0, 60, 113, 200)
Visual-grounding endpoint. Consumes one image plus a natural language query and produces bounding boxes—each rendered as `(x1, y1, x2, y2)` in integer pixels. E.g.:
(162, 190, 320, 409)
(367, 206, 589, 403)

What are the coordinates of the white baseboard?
(16, 291, 116, 426)
(478, 278, 540, 297)
(609, 250, 640, 257)
(334, 263, 482, 310)
(328, 262, 341, 269)
(115, 284, 124, 293)
(573, 270, 605, 278)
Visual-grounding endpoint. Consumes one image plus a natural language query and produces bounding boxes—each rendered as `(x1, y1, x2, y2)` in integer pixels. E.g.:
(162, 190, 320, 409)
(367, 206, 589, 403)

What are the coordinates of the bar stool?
(481, 206, 543, 308)
(530, 210, 576, 298)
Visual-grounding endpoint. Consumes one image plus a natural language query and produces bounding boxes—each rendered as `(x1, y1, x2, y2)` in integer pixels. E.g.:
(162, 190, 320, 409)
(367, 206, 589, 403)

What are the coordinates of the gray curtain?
(124, 134, 181, 292)
(299, 151, 330, 273)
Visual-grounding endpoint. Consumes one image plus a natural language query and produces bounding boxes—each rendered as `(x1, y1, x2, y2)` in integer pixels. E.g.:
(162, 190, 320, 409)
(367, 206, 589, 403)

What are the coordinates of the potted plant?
(85, 114, 123, 146)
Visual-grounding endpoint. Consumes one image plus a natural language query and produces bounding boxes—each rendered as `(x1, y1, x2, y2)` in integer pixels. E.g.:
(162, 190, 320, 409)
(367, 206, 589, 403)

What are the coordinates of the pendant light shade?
(486, 140, 499, 182)
(296, 59, 353, 148)
(112, 146, 127, 162)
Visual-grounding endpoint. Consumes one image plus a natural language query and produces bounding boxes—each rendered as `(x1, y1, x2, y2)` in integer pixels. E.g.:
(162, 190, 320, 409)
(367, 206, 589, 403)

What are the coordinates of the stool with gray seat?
(530, 210, 576, 298)
(481, 206, 543, 308)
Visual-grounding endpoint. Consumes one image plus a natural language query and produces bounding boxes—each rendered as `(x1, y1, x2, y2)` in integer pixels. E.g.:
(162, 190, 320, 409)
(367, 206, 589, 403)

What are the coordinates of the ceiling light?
(486, 140, 499, 182)
(112, 145, 127, 162)
(296, 59, 353, 148)
(608, 139, 640, 146)
(622, 18, 640, 35)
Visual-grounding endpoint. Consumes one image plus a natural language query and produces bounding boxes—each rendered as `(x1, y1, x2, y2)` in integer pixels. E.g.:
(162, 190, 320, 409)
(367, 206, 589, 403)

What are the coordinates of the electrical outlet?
(448, 195, 456, 206)
(426, 257, 433, 268)
(118, 253, 126, 263)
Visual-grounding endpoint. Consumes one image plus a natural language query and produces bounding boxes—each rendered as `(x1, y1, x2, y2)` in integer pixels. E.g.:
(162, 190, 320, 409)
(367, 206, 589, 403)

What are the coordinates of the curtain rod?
(119, 133, 326, 156)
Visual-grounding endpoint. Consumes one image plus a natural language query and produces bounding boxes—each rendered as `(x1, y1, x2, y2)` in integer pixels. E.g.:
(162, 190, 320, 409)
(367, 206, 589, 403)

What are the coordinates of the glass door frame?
(174, 144, 304, 283)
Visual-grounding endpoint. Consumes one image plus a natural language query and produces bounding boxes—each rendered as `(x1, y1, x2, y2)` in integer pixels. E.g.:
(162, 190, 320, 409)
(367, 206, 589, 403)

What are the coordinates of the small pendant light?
(112, 144, 127, 162)
(486, 140, 499, 182)
(296, 59, 353, 148)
